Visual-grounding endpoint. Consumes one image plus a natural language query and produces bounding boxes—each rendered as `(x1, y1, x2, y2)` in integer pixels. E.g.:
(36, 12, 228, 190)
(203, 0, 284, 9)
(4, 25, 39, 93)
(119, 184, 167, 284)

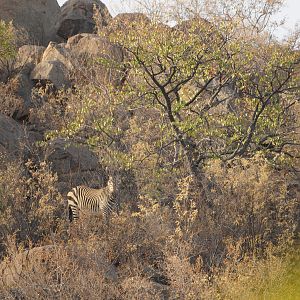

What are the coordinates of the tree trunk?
(180, 141, 213, 208)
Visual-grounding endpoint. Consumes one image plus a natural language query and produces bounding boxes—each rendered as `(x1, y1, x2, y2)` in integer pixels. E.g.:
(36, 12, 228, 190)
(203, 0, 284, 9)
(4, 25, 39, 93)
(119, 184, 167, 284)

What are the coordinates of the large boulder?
(42, 42, 73, 71)
(0, 45, 46, 121)
(45, 139, 105, 192)
(9, 68, 34, 120)
(0, 0, 60, 46)
(16, 45, 46, 70)
(29, 42, 74, 90)
(0, 245, 117, 288)
(0, 246, 56, 288)
(28, 34, 125, 88)
(30, 60, 71, 89)
(67, 33, 122, 58)
(56, 0, 112, 40)
(0, 113, 26, 156)
(66, 33, 125, 86)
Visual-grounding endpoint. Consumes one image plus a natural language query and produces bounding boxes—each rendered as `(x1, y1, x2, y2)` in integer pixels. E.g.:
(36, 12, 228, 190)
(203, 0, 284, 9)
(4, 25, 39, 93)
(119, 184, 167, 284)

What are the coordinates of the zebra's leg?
(68, 205, 79, 223)
(116, 200, 120, 216)
(67, 205, 79, 239)
(102, 210, 112, 242)
(104, 212, 110, 227)
(68, 206, 74, 222)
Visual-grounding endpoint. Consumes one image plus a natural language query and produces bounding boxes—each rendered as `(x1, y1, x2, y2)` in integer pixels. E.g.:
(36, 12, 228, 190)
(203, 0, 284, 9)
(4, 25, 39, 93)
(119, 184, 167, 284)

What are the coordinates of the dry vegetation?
(0, 154, 299, 299)
(0, 1, 300, 299)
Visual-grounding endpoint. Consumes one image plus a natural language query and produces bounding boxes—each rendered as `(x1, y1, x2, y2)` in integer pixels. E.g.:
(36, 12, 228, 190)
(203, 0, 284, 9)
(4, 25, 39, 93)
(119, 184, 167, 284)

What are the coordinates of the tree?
(107, 2, 300, 199)
(0, 20, 17, 81)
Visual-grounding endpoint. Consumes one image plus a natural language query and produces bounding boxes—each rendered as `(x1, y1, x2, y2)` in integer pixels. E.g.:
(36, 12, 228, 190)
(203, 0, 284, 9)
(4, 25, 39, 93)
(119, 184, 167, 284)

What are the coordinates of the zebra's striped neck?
(107, 176, 114, 193)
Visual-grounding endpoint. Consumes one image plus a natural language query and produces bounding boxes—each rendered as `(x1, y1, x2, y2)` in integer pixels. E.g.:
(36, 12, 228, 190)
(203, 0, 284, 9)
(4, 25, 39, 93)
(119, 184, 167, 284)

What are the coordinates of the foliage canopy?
(107, 16, 300, 181)
(0, 20, 17, 62)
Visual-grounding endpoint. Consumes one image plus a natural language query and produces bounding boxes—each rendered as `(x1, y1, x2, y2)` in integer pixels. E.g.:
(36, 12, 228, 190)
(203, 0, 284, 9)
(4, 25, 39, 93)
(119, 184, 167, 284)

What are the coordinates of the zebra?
(67, 176, 118, 223)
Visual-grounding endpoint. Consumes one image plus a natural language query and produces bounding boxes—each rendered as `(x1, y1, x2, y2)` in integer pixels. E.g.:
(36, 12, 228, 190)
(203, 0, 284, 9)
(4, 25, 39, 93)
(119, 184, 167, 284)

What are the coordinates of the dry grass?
(0, 153, 299, 299)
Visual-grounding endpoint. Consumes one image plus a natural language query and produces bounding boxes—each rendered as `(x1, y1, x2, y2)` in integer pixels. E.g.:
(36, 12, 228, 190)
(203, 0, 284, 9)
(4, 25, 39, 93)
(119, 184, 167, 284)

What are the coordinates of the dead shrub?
(0, 81, 23, 118)
(205, 156, 298, 256)
(0, 240, 120, 300)
(0, 136, 298, 299)
(0, 158, 65, 258)
(28, 86, 70, 132)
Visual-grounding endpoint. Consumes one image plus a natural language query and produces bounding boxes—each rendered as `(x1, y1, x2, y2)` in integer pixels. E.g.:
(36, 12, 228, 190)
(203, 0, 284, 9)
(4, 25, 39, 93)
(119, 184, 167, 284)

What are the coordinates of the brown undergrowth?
(0, 154, 299, 299)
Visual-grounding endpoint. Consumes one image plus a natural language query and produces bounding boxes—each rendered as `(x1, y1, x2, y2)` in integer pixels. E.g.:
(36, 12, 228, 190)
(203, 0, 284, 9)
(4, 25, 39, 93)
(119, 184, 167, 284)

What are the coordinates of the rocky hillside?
(0, 0, 299, 298)
(0, 0, 129, 192)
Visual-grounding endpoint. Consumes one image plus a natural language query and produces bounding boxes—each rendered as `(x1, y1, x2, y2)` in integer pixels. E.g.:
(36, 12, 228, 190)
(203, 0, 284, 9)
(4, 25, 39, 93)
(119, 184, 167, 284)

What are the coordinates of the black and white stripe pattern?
(67, 176, 116, 223)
